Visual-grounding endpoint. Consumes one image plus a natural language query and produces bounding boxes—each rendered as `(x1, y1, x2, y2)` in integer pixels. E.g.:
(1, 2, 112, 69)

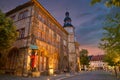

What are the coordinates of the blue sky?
(0, 0, 114, 55)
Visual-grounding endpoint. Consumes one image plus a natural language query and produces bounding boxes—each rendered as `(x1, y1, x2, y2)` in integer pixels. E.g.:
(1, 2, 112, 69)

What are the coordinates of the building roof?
(90, 55, 104, 61)
(6, 1, 33, 16)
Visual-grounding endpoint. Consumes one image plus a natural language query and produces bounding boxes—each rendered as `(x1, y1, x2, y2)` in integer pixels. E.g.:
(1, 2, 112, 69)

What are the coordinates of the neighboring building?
(5, 0, 69, 76)
(63, 12, 77, 72)
(89, 55, 107, 70)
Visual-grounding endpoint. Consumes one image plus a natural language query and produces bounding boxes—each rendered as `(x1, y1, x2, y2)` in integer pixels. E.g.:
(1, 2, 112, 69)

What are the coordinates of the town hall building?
(1, 0, 79, 76)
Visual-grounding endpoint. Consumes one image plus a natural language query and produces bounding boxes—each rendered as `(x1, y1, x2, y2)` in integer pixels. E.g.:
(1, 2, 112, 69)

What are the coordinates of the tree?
(100, 13, 120, 50)
(79, 49, 90, 70)
(0, 10, 17, 52)
(103, 51, 120, 77)
(91, 0, 120, 77)
(91, 0, 120, 7)
(99, 13, 120, 77)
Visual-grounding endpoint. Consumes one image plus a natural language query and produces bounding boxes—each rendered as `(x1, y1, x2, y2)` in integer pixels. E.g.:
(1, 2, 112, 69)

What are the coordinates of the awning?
(30, 44, 38, 49)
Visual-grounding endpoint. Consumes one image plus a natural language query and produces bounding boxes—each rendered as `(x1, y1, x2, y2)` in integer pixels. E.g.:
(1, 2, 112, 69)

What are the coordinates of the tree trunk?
(114, 66, 117, 78)
(119, 66, 120, 72)
(83, 65, 85, 70)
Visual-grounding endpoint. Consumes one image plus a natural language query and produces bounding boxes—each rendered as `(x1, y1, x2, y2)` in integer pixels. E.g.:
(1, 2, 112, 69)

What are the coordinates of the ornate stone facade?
(5, 0, 69, 76)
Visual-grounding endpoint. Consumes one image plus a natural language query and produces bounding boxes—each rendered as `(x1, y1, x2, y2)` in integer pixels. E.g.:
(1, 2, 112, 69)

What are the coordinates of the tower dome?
(63, 12, 73, 27)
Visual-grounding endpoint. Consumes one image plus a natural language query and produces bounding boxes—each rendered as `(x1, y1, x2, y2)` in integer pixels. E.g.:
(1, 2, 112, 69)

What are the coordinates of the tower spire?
(65, 12, 69, 17)
(63, 11, 73, 27)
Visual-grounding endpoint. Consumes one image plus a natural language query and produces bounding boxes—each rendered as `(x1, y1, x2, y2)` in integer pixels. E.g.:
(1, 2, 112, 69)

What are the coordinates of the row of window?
(34, 9, 61, 36)
(12, 8, 67, 53)
(16, 27, 60, 49)
(10, 10, 29, 21)
(33, 20, 61, 48)
(35, 32, 60, 48)
(36, 39, 59, 55)
(33, 11, 68, 49)
(11, 8, 64, 43)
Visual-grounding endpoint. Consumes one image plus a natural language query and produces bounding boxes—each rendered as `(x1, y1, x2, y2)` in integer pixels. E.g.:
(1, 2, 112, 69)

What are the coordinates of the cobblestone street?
(62, 70, 120, 80)
(0, 70, 119, 80)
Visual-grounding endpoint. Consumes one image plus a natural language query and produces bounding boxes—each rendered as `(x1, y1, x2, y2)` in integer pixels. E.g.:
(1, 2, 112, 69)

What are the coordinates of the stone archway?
(6, 47, 19, 74)
(62, 55, 69, 72)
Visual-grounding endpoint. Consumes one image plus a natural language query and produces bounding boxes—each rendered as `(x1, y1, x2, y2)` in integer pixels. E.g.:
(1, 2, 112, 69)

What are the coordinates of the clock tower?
(63, 12, 76, 72)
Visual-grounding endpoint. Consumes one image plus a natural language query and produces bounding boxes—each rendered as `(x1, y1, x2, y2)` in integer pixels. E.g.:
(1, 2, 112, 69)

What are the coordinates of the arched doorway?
(62, 56, 69, 72)
(6, 47, 19, 74)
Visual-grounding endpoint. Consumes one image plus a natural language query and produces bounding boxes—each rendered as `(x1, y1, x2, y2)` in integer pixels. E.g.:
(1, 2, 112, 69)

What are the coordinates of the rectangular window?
(38, 14, 42, 21)
(16, 30, 20, 39)
(39, 56, 43, 71)
(20, 28, 25, 38)
(18, 10, 28, 20)
(41, 24, 44, 31)
(46, 28, 49, 34)
(44, 57, 46, 70)
(54, 33, 57, 40)
(17, 28, 25, 39)
(63, 40, 67, 46)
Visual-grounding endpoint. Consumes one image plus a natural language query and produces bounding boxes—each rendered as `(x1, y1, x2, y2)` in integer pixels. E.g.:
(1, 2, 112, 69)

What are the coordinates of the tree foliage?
(99, 13, 120, 66)
(0, 10, 17, 51)
(91, 0, 120, 7)
(104, 51, 120, 66)
(79, 49, 90, 66)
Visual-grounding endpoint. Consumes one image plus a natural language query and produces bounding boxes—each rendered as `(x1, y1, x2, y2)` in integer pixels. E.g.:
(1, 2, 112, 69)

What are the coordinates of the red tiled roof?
(90, 55, 104, 61)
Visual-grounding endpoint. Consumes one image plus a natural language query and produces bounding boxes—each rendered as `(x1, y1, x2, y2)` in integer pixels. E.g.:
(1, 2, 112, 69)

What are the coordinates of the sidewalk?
(0, 72, 79, 80)
(38, 72, 79, 80)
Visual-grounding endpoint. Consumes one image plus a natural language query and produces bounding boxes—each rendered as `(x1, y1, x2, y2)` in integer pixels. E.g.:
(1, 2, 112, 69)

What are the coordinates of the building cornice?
(6, 1, 33, 16)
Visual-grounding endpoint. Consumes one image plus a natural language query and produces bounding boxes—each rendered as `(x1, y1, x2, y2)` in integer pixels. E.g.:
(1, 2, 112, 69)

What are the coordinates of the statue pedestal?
(32, 71, 40, 77)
